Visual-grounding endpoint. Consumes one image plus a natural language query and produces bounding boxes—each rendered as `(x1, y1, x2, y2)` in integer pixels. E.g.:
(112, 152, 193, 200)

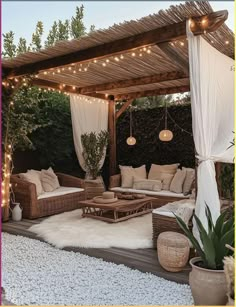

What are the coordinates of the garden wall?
(13, 105, 195, 184)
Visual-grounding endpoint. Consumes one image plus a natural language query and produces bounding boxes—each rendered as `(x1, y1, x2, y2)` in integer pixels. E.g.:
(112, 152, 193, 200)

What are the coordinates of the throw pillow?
(19, 170, 44, 196)
(41, 167, 60, 192)
(119, 165, 146, 188)
(160, 173, 174, 190)
(182, 167, 195, 194)
(148, 163, 179, 180)
(133, 178, 162, 191)
(170, 169, 187, 194)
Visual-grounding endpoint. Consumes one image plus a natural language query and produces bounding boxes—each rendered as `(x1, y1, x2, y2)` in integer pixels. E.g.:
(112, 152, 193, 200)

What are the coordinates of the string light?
(131, 52, 136, 57)
(225, 40, 229, 45)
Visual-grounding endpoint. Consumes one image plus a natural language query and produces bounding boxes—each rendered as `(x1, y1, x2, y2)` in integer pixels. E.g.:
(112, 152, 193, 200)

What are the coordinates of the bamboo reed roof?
(2, 1, 234, 99)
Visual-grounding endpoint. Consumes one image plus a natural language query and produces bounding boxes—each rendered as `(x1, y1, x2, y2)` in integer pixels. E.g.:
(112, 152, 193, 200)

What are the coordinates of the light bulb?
(126, 136, 136, 146)
(159, 129, 173, 142)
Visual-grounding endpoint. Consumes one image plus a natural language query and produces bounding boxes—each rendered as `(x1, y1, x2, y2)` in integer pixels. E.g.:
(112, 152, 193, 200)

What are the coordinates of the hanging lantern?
(159, 103, 173, 142)
(126, 107, 136, 146)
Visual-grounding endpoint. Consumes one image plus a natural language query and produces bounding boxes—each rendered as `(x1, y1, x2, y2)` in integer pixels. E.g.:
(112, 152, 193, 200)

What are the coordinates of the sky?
(2, 1, 234, 45)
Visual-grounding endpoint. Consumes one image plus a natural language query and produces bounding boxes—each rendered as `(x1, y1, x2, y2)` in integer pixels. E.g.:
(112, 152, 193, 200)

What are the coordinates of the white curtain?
(70, 94, 108, 172)
(187, 20, 234, 235)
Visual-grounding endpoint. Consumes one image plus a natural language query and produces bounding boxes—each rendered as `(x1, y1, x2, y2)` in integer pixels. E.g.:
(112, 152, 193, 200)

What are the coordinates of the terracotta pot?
(189, 257, 227, 306)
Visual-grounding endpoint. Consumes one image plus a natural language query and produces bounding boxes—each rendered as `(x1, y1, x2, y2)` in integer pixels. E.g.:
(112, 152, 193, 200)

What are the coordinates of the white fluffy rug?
(29, 209, 152, 249)
(2, 233, 193, 305)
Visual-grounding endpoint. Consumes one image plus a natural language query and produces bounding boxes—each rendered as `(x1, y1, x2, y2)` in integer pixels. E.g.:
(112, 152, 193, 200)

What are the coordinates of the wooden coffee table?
(79, 197, 155, 223)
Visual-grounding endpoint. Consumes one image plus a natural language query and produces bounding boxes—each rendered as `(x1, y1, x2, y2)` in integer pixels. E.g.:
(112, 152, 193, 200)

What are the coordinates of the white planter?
(11, 203, 22, 222)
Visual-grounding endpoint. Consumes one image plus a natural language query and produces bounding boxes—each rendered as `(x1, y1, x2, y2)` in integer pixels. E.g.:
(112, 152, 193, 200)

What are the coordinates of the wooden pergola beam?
(3, 10, 228, 78)
(32, 78, 107, 100)
(108, 96, 117, 176)
(115, 85, 190, 100)
(79, 71, 188, 94)
(116, 99, 133, 120)
(157, 43, 189, 74)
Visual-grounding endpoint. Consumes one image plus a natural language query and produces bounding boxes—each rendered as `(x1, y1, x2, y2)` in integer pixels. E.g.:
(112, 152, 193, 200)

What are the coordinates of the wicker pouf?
(157, 231, 190, 272)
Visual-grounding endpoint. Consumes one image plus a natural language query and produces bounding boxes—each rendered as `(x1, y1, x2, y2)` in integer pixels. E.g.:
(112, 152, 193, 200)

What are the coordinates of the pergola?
(2, 1, 234, 176)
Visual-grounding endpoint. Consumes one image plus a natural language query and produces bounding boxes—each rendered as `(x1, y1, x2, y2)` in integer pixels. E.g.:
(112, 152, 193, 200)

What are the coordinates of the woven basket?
(157, 231, 190, 272)
(152, 212, 193, 248)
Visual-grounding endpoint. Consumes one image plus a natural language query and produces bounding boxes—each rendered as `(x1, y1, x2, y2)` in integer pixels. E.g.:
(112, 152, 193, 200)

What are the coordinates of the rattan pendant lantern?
(159, 103, 173, 142)
(126, 107, 136, 146)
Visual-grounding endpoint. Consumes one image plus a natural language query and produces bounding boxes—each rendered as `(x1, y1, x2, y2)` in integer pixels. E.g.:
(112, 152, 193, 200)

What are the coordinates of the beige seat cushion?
(41, 167, 60, 192)
(182, 167, 195, 194)
(170, 169, 187, 194)
(119, 165, 146, 188)
(133, 178, 162, 191)
(148, 163, 179, 180)
(160, 173, 174, 190)
(19, 170, 44, 196)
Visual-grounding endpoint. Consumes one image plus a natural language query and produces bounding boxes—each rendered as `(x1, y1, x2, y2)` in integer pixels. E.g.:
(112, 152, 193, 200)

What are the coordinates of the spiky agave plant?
(175, 205, 234, 270)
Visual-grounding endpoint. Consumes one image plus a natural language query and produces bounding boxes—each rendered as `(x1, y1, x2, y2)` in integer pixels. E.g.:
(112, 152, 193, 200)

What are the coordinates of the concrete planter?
(189, 257, 227, 306)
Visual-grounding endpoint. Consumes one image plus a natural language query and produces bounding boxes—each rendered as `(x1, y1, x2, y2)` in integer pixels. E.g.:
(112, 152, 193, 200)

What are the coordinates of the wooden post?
(108, 95, 117, 176)
(215, 162, 222, 198)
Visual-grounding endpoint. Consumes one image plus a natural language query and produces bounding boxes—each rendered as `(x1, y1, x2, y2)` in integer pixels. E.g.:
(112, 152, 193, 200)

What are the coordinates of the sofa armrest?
(10, 176, 37, 200)
(109, 174, 121, 188)
(10, 176, 38, 218)
(56, 173, 85, 189)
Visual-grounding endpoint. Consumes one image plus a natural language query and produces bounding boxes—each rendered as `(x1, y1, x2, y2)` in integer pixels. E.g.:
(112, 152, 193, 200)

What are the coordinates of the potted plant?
(175, 205, 234, 306)
(81, 130, 109, 198)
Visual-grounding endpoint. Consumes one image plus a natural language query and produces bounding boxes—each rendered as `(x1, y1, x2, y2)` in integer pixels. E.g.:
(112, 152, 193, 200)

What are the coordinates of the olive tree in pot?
(81, 130, 109, 198)
(175, 205, 234, 306)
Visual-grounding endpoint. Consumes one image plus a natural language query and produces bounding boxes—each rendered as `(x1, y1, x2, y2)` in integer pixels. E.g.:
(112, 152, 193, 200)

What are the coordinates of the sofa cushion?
(148, 163, 179, 180)
(41, 167, 60, 192)
(119, 165, 146, 188)
(170, 168, 187, 193)
(110, 187, 189, 198)
(160, 173, 174, 190)
(133, 178, 162, 191)
(38, 187, 84, 200)
(182, 167, 195, 194)
(19, 170, 44, 196)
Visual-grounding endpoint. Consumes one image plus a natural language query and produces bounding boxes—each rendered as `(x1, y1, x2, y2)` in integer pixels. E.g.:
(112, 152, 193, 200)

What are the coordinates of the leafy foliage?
(2, 5, 92, 57)
(81, 131, 109, 179)
(70, 5, 86, 38)
(220, 163, 234, 200)
(31, 21, 44, 51)
(2, 80, 47, 153)
(175, 205, 234, 270)
(2, 31, 16, 57)
(30, 91, 74, 169)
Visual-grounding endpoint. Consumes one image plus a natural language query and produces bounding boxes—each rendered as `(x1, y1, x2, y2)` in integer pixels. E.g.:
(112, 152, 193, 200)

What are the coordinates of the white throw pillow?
(119, 165, 146, 188)
(148, 163, 179, 180)
(19, 170, 44, 196)
(170, 169, 187, 194)
(41, 167, 60, 192)
(182, 167, 195, 194)
(133, 178, 162, 191)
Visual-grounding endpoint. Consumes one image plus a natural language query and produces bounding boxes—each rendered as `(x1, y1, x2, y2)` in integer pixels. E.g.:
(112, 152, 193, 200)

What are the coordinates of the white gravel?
(2, 233, 193, 306)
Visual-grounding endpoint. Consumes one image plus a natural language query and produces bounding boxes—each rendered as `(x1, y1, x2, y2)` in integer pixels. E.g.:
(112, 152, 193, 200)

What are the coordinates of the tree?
(57, 20, 70, 41)
(70, 5, 86, 38)
(31, 21, 44, 51)
(2, 31, 16, 58)
(45, 21, 58, 47)
(17, 37, 28, 54)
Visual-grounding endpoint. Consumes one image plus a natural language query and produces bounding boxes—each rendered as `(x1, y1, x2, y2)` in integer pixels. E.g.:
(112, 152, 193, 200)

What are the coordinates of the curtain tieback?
(196, 155, 216, 162)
